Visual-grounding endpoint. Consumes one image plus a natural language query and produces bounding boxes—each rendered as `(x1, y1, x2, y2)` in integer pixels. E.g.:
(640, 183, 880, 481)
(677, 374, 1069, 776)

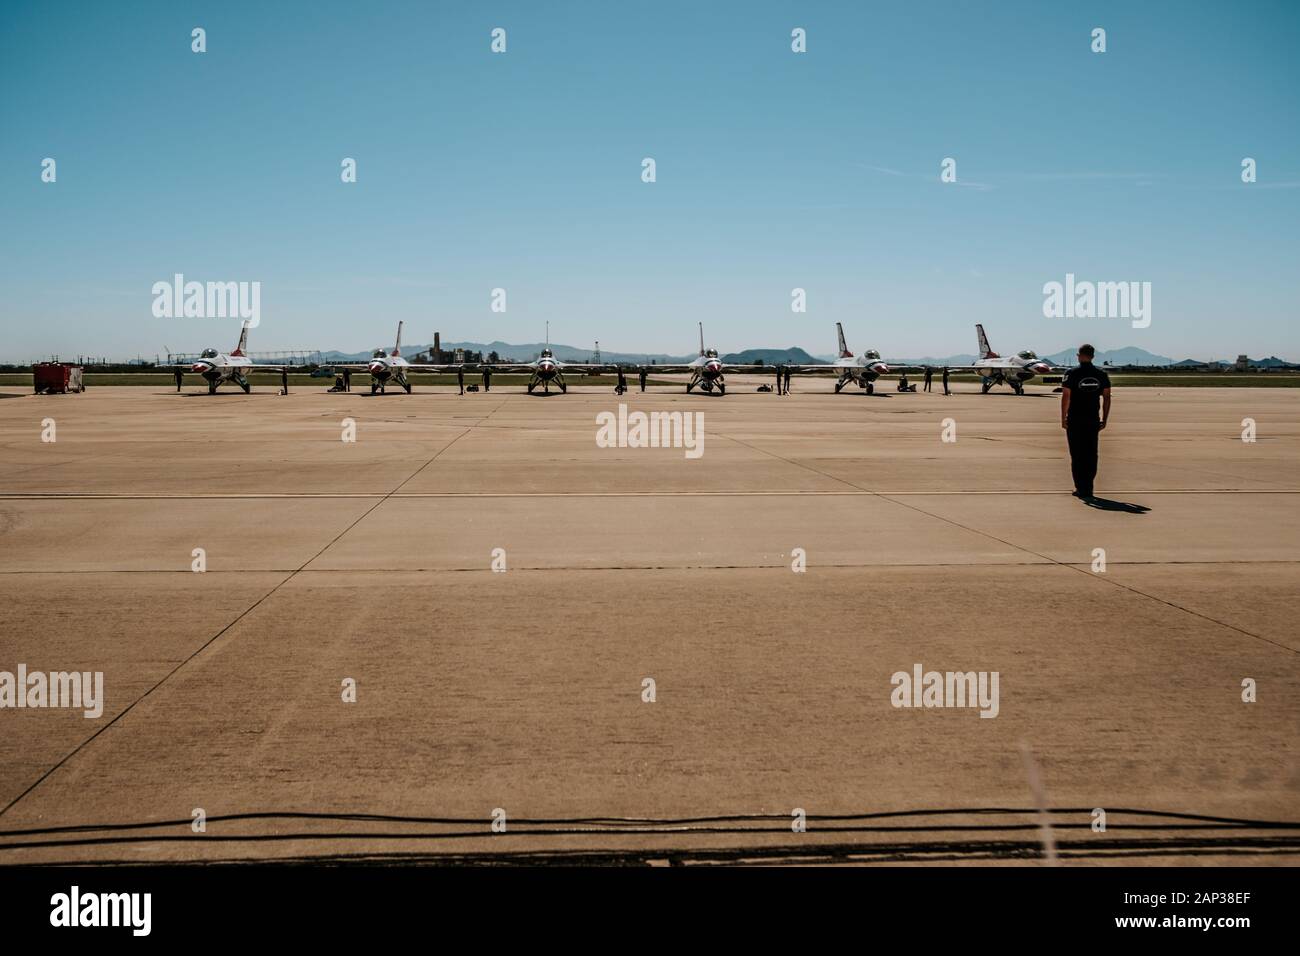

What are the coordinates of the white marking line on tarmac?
(1, 489, 1297, 500)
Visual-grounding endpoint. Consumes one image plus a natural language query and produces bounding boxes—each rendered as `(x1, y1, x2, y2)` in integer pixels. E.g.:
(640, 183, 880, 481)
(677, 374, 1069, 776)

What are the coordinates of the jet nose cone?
(1032, 363, 1051, 374)
(872, 362, 889, 374)
(369, 362, 386, 374)
(191, 363, 207, 373)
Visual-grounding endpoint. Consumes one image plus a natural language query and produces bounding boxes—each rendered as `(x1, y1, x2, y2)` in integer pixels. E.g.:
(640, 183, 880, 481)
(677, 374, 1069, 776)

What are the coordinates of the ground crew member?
(174, 368, 184, 392)
(616, 367, 627, 395)
(457, 366, 465, 395)
(924, 367, 933, 392)
(482, 366, 492, 392)
(783, 366, 792, 394)
(942, 367, 950, 396)
(1061, 343, 1112, 500)
(281, 369, 288, 395)
(775, 365, 783, 395)
(639, 368, 647, 392)
(343, 368, 351, 392)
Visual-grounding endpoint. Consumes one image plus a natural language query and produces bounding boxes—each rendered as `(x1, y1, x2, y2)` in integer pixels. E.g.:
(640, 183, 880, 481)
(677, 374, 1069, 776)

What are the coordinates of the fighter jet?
(637, 323, 744, 395)
(329, 321, 462, 394)
(949, 324, 1057, 395)
(784, 322, 924, 394)
(174, 320, 302, 394)
(485, 325, 612, 394)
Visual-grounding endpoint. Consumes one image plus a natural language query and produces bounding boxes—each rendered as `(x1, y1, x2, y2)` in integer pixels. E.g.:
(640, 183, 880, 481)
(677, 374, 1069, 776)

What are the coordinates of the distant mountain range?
(1045, 346, 1174, 367)
(720, 347, 820, 365)
(314, 341, 1292, 368)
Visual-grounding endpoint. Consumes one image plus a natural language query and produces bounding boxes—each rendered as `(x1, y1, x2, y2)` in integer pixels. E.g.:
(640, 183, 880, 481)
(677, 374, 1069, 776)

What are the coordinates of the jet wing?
(638, 363, 765, 374)
(558, 364, 617, 373)
(944, 361, 1013, 371)
(635, 363, 698, 373)
(479, 363, 538, 374)
(167, 363, 309, 373)
(320, 362, 467, 372)
(779, 362, 928, 373)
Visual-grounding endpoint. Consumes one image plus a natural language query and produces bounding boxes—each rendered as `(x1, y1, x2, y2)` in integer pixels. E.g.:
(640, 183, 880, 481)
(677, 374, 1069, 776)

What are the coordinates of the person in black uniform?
(174, 368, 184, 392)
(783, 366, 792, 394)
(1061, 344, 1111, 500)
(281, 368, 288, 395)
(923, 367, 933, 392)
(639, 367, 647, 392)
(775, 364, 783, 395)
(457, 366, 465, 395)
(942, 366, 950, 396)
(482, 366, 491, 392)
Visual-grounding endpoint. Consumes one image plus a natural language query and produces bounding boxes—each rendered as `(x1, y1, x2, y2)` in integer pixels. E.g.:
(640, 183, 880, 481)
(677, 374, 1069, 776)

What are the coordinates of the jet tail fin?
(232, 320, 250, 357)
(976, 323, 997, 359)
(698, 321, 705, 357)
(836, 321, 852, 359)
(392, 320, 403, 357)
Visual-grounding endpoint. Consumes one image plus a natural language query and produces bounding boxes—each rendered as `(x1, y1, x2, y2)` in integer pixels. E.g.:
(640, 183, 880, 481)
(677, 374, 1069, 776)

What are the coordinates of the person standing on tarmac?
(1061, 343, 1112, 501)
(457, 366, 465, 395)
(783, 366, 792, 394)
(942, 366, 950, 396)
(639, 367, 647, 392)
(174, 368, 184, 392)
(482, 366, 492, 392)
(923, 367, 933, 392)
(774, 365, 783, 395)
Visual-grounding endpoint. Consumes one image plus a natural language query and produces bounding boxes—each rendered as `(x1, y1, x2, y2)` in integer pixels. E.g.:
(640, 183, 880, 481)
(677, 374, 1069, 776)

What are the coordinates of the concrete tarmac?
(0, 382, 1296, 864)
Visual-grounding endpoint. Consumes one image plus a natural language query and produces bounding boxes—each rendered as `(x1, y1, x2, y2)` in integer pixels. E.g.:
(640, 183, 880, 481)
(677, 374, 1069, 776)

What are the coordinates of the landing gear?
(717, 381, 726, 395)
(208, 380, 218, 395)
(866, 381, 874, 395)
(401, 377, 411, 394)
(527, 382, 536, 394)
(834, 377, 846, 393)
(1012, 380, 1024, 395)
(559, 379, 567, 394)
(686, 381, 695, 393)
(981, 378, 992, 394)
(236, 375, 250, 394)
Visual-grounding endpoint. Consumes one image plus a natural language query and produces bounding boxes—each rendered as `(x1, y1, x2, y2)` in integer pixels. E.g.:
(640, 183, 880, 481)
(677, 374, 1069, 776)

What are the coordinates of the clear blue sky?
(2, 0, 1297, 361)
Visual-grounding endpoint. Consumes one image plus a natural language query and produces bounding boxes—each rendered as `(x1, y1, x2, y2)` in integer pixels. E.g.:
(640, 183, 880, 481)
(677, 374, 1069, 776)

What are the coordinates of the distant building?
(418, 332, 480, 364)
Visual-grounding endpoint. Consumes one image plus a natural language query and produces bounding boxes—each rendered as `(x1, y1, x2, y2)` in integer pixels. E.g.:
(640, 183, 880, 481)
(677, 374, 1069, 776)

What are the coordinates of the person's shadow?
(1085, 496, 1151, 514)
